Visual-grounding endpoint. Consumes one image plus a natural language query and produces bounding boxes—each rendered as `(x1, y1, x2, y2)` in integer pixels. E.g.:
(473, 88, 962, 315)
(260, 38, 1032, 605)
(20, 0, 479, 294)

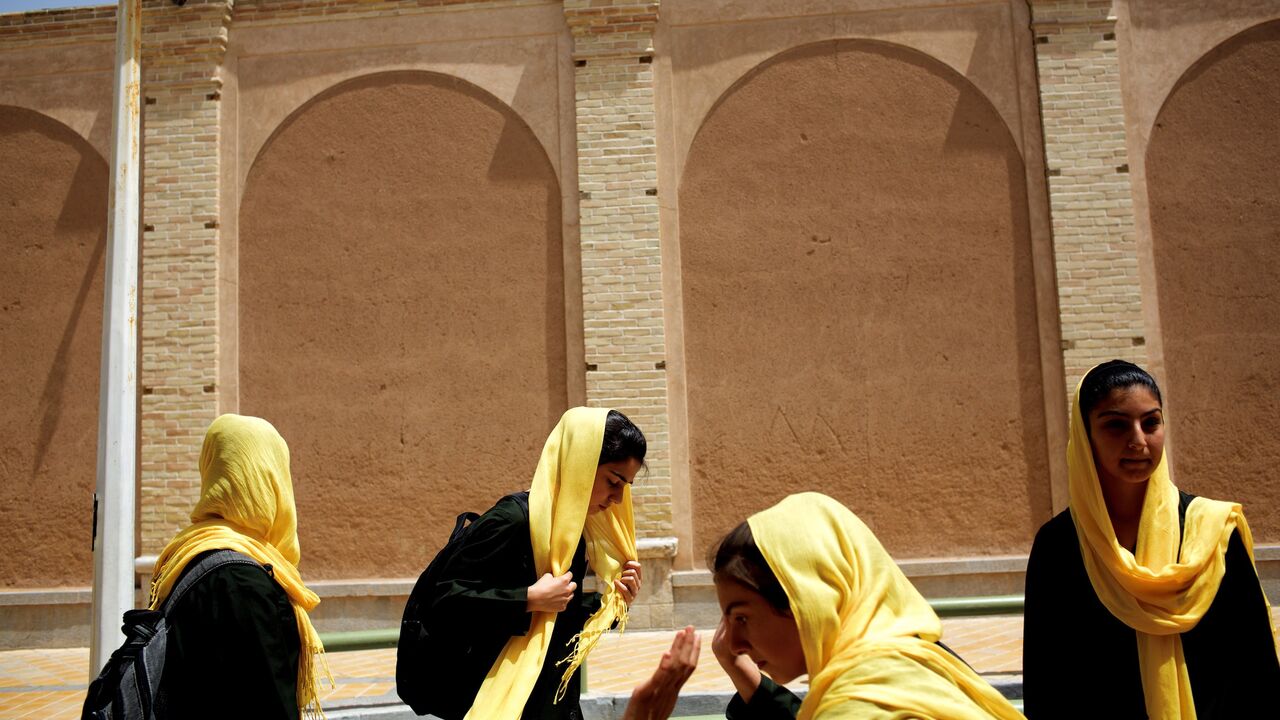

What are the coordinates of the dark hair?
(710, 521, 790, 613)
(599, 409, 647, 466)
(1079, 360, 1163, 423)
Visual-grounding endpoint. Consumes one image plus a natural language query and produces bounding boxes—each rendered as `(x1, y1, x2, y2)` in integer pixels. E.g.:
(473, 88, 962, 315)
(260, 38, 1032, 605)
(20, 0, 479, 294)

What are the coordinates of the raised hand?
(712, 616, 762, 702)
(622, 626, 701, 720)
(615, 560, 643, 606)
(526, 571, 576, 613)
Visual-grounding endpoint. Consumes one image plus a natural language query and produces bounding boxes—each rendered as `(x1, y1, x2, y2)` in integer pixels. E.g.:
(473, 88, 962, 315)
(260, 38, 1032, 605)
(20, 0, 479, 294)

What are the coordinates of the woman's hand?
(526, 571, 576, 613)
(712, 617, 762, 703)
(615, 560, 643, 606)
(622, 626, 700, 720)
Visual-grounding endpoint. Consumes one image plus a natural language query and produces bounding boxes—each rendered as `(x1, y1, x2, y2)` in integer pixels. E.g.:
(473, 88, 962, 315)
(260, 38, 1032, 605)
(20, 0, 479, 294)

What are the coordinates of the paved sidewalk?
(2, 611, 1274, 719)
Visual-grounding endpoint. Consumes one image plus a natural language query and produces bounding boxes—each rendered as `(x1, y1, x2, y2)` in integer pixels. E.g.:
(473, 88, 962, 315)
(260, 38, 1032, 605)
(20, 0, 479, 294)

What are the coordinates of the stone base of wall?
(672, 546, 1280, 629)
(9, 545, 1277, 649)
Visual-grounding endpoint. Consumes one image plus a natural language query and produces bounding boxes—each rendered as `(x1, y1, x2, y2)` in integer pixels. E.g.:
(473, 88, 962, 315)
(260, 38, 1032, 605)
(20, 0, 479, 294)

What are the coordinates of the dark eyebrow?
(611, 470, 633, 485)
(723, 601, 747, 616)
(1097, 408, 1162, 419)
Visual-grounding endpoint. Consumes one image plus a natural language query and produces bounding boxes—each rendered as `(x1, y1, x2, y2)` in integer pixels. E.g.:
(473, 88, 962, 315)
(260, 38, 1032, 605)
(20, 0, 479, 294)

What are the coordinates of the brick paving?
(3, 611, 1276, 719)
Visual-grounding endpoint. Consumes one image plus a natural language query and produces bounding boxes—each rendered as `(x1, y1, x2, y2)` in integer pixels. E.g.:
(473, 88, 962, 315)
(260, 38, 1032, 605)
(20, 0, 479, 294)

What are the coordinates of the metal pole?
(90, 0, 142, 675)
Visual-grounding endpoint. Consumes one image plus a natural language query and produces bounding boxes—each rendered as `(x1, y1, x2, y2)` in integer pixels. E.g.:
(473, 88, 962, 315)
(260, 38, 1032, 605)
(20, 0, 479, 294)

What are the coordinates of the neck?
(1100, 477, 1147, 547)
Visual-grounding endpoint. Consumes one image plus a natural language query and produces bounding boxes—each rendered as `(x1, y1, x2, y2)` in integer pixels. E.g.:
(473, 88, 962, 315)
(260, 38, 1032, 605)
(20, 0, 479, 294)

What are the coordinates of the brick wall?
(137, 0, 232, 553)
(1, 0, 1204, 574)
(230, 0, 550, 24)
(564, 1, 672, 541)
(1030, 0, 1148, 400)
(0, 5, 115, 45)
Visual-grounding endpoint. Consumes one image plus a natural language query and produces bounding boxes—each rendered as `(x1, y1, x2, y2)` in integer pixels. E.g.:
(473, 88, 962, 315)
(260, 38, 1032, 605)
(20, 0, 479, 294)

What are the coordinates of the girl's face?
(588, 458, 641, 514)
(715, 578, 807, 683)
(1087, 385, 1165, 488)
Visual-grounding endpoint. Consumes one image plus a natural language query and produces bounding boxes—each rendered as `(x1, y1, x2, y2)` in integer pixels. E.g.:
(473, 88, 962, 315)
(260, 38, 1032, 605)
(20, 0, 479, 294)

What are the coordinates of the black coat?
(430, 492, 601, 720)
(1023, 491, 1280, 718)
(156, 549, 301, 720)
(723, 641, 970, 719)
(726, 676, 803, 719)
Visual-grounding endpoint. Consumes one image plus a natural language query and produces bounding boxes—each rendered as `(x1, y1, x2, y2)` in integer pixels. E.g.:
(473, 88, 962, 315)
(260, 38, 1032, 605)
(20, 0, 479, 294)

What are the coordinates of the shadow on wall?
(677, 38, 1050, 562)
(237, 71, 567, 580)
(0, 104, 108, 588)
(1146, 19, 1280, 542)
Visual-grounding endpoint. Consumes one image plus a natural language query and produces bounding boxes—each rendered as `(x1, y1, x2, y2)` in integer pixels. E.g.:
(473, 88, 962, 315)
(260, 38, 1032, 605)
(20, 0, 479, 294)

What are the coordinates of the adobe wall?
(675, 38, 1052, 560)
(1107, 0, 1280, 542)
(658, 0, 1062, 562)
(2, 0, 1279, 645)
(1139, 17, 1280, 538)
(225, 0, 580, 576)
(237, 71, 568, 578)
(0, 106, 108, 588)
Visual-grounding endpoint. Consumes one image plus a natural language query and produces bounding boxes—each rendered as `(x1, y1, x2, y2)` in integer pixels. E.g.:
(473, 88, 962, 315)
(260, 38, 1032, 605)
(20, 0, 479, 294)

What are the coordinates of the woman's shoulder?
(1032, 507, 1076, 546)
(176, 554, 288, 608)
(482, 491, 532, 524)
(166, 554, 293, 639)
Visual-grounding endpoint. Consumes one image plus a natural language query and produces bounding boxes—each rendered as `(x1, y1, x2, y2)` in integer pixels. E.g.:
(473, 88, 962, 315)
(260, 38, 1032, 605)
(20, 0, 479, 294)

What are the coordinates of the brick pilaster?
(1031, 0, 1147, 399)
(563, 1, 671, 543)
(138, 0, 232, 553)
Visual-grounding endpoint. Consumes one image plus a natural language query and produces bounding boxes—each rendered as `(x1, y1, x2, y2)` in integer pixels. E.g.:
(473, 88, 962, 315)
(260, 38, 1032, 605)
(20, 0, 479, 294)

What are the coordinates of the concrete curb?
(325, 675, 1023, 720)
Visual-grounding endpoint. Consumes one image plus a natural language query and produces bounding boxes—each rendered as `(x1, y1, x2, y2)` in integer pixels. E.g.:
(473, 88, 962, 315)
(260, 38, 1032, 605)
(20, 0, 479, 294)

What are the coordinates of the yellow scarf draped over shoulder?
(1066, 371, 1275, 719)
(464, 406, 638, 720)
(749, 493, 1025, 720)
(149, 414, 329, 719)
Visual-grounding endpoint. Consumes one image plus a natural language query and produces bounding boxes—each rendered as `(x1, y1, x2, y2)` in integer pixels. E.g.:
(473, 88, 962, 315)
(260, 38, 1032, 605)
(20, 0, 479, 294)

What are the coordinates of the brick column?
(1031, 0, 1148, 399)
(564, 0, 673, 626)
(138, 0, 231, 553)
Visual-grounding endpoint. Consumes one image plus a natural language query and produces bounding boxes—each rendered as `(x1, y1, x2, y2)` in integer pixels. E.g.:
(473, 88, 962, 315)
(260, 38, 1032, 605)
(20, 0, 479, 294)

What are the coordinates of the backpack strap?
(159, 550, 266, 616)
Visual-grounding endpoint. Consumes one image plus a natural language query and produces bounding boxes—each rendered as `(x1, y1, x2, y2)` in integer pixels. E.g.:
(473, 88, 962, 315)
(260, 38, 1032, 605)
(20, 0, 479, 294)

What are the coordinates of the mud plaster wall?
(1145, 20, 1280, 542)
(237, 73, 567, 579)
(0, 106, 108, 587)
(679, 40, 1051, 560)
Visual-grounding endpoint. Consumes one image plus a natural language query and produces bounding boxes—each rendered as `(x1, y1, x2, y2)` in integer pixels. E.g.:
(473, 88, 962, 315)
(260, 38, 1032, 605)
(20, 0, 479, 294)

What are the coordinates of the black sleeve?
(431, 496, 535, 636)
(1022, 517, 1081, 720)
(1183, 530, 1280, 717)
(163, 563, 300, 720)
(724, 676, 802, 719)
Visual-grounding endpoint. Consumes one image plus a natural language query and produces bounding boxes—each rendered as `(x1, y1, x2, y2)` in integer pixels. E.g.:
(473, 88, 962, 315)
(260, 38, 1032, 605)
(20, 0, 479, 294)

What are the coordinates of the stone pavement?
(1, 611, 1274, 719)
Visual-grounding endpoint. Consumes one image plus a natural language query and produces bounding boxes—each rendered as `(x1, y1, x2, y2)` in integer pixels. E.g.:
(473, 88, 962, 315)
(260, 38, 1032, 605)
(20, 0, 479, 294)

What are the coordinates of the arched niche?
(678, 39, 1050, 560)
(1146, 20, 1280, 540)
(238, 72, 567, 578)
(0, 105, 107, 587)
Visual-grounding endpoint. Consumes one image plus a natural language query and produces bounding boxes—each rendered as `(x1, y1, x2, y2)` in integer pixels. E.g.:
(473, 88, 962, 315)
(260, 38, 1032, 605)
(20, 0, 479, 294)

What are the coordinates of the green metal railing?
(319, 627, 400, 653)
(315, 595, 1027, 653)
(929, 594, 1024, 618)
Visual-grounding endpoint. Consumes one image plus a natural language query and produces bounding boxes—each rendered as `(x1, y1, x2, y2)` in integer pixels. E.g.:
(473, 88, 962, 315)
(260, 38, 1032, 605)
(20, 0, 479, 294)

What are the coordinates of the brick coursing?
(232, 0, 550, 25)
(564, 0, 671, 540)
(1030, 0, 1148, 400)
(0, 0, 1183, 568)
(137, 0, 231, 553)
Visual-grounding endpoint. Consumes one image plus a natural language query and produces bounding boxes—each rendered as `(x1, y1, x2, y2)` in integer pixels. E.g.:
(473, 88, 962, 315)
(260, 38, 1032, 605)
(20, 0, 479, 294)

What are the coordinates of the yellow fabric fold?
(1066, 369, 1276, 719)
(464, 407, 638, 719)
(748, 492, 1025, 720)
(149, 414, 330, 719)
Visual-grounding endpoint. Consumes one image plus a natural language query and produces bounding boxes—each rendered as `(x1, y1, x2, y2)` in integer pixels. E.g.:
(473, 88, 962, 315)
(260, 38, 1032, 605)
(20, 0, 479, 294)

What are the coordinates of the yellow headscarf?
(1067, 369, 1276, 719)
(748, 492, 1025, 720)
(149, 414, 329, 719)
(464, 406, 638, 719)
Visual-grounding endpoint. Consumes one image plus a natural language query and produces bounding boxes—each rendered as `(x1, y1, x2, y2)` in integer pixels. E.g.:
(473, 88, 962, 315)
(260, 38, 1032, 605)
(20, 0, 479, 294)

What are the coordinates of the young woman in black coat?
(1023, 361, 1279, 718)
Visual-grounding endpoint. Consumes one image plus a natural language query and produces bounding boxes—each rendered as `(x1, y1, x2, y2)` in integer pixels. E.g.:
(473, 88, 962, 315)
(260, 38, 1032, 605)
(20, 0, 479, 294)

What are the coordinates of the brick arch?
(239, 71, 567, 578)
(679, 39, 1050, 560)
(1146, 20, 1280, 541)
(0, 105, 108, 587)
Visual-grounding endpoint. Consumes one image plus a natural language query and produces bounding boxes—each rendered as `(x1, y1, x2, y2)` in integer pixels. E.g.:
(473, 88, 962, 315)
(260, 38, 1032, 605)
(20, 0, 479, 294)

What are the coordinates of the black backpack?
(81, 550, 263, 720)
(396, 494, 528, 717)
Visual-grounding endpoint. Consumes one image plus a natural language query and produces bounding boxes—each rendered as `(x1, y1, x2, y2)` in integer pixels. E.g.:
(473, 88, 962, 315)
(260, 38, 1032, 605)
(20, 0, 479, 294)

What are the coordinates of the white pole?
(90, 0, 142, 675)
